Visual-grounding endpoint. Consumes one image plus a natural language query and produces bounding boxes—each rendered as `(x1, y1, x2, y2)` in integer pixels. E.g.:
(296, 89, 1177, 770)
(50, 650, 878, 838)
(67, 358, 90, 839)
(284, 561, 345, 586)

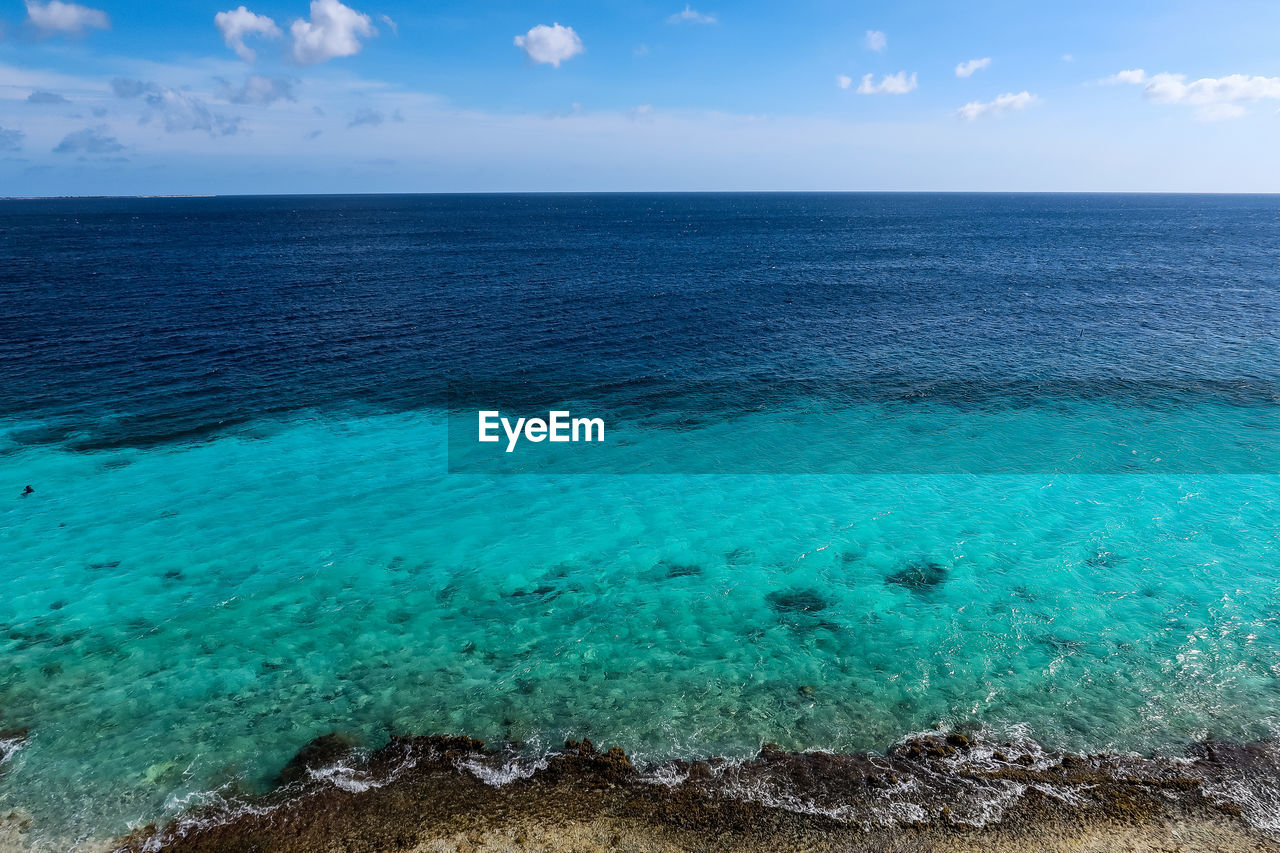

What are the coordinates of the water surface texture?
(2, 194, 1280, 846)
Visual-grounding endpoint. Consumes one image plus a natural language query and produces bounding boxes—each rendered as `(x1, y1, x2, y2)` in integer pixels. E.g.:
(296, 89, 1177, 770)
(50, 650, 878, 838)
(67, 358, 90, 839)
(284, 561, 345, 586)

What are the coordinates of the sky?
(1, 0, 1279, 195)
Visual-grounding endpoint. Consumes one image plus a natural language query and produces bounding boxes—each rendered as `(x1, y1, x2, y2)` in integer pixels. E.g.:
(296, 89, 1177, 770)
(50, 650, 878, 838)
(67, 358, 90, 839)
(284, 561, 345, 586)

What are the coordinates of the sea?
(2, 193, 1279, 848)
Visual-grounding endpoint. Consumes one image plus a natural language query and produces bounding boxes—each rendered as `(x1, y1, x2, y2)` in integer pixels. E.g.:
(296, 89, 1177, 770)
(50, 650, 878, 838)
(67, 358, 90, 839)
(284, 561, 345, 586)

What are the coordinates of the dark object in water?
(663, 561, 702, 578)
(766, 588, 829, 614)
(276, 732, 359, 787)
(21, 485, 33, 496)
(886, 560, 948, 592)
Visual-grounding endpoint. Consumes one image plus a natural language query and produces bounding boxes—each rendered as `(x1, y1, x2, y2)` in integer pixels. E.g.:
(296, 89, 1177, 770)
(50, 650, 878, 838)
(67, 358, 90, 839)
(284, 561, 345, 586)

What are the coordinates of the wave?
(110, 728, 1280, 852)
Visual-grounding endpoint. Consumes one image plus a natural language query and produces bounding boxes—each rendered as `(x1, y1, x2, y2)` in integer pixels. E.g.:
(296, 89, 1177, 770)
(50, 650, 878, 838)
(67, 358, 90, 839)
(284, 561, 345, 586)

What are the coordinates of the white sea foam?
(307, 762, 382, 794)
(459, 755, 548, 786)
(638, 764, 690, 788)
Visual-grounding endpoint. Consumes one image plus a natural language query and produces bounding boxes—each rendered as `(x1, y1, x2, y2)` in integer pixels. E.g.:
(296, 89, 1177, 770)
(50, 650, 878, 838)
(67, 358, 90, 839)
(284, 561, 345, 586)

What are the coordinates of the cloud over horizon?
(1107, 69, 1280, 119)
(0, 127, 26, 151)
(112, 78, 241, 136)
(27, 90, 69, 104)
(53, 125, 122, 154)
(217, 74, 296, 105)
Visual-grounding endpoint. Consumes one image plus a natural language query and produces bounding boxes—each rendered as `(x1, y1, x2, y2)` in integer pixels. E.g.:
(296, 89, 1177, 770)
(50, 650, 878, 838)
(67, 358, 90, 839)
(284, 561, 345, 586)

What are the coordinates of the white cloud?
(1061, 54, 1074, 63)
(379, 14, 397, 36)
(956, 91, 1038, 120)
(1108, 69, 1280, 119)
(864, 30, 886, 52)
(25, 0, 109, 36)
(514, 23, 584, 68)
(1105, 69, 1280, 119)
(955, 57, 991, 78)
(856, 71, 917, 95)
(667, 5, 716, 24)
(1105, 69, 1147, 85)
(291, 0, 376, 65)
(836, 74, 852, 90)
(215, 6, 282, 62)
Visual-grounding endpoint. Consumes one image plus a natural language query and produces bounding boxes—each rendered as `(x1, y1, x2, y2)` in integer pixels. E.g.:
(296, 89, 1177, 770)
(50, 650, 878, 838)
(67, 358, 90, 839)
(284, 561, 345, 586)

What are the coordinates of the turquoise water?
(4, 407, 1280, 844)
(4, 193, 1280, 847)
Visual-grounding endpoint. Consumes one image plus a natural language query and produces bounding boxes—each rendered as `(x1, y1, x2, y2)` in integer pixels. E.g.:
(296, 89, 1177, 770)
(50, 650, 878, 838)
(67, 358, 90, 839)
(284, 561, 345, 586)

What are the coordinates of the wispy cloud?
(378, 14, 397, 36)
(864, 30, 886, 52)
(857, 71, 917, 95)
(955, 57, 991, 78)
(291, 0, 376, 65)
(667, 5, 716, 24)
(0, 127, 25, 151)
(25, 0, 109, 36)
(1106, 69, 1280, 119)
(514, 23, 584, 67)
(956, 91, 1038, 120)
(53, 125, 122, 154)
(217, 74, 296, 105)
(215, 6, 282, 62)
(348, 107, 384, 127)
(836, 74, 852, 90)
(27, 90, 69, 104)
(112, 78, 241, 136)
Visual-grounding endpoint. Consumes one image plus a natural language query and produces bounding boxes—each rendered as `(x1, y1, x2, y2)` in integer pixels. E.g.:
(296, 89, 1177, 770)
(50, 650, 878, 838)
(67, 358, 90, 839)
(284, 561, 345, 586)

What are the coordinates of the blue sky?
(1, 0, 1279, 194)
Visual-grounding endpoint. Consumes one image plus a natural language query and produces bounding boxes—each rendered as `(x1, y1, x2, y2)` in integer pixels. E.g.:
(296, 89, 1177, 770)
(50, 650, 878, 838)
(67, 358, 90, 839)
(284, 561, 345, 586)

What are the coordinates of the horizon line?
(5, 190, 1280, 201)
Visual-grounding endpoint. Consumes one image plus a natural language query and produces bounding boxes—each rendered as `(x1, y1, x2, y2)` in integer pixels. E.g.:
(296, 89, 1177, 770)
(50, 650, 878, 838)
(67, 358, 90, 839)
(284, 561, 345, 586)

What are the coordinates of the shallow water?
(2, 194, 1280, 846)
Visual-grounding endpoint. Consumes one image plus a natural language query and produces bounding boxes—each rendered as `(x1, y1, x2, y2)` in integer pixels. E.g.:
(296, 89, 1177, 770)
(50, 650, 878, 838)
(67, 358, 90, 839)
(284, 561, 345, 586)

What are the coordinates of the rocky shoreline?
(110, 732, 1280, 853)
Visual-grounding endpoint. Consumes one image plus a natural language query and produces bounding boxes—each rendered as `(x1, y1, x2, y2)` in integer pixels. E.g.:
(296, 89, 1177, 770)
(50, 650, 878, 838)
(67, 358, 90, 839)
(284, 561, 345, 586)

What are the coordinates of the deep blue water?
(3, 194, 1280, 847)
(4, 194, 1277, 451)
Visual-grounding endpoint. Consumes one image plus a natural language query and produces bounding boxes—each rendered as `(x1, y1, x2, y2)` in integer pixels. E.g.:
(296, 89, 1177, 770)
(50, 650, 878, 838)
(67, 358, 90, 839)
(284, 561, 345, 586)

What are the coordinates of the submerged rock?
(662, 561, 702, 578)
(886, 559, 948, 592)
(765, 588, 829, 614)
(276, 732, 359, 786)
